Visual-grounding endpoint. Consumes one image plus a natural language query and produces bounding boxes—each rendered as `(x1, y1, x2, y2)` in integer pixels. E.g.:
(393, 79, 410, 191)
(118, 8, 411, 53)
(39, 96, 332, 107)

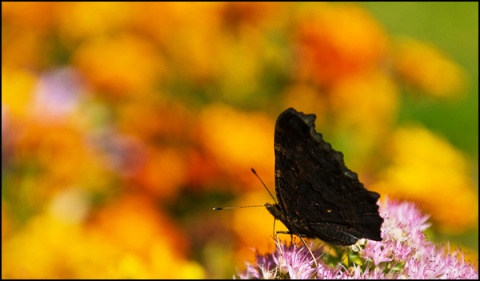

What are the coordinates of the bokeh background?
(2, 2, 478, 278)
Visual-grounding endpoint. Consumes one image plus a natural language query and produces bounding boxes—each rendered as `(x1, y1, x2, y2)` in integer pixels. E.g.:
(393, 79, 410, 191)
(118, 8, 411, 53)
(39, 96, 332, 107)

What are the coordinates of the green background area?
(364, 2, 478, 158)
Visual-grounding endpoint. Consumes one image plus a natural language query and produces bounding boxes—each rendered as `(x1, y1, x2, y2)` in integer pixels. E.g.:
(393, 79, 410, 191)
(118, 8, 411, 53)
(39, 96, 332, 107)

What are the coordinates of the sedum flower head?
(237, 239, 346, 279)
(236, 198, 478, 279)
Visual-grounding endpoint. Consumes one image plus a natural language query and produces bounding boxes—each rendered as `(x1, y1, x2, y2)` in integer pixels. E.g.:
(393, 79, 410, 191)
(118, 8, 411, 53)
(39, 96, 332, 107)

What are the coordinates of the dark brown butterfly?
(266, 107, 383, 245)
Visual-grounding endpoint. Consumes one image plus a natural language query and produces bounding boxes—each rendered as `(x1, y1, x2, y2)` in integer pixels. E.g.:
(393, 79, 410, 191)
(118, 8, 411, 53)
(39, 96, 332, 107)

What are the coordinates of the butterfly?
(265, 107, 383, 246)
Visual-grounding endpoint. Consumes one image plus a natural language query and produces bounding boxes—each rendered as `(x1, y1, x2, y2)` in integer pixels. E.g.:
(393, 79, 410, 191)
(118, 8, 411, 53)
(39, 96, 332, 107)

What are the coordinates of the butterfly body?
(267, 107, 383, 245)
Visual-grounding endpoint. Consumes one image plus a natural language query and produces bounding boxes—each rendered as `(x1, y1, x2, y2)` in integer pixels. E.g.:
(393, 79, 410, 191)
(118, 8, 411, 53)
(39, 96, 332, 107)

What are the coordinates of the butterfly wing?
(272, 108, 383, 245)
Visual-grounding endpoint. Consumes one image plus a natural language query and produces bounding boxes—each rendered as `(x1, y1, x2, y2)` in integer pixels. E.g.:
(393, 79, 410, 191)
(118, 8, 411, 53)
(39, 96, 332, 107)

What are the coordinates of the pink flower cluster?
(237, 198, 478, 279)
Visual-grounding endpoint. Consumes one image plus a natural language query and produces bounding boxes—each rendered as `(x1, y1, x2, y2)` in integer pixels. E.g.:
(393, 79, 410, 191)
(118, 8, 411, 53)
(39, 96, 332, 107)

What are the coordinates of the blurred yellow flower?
(394, 38, 467, 98)
(2, 194, 205, 278)
(282, 71, 399, 171)
(2, 213, 83, 278)
(151, 3, 225, 83)
(57, 2, 131, 41)
(372, 126, 478, 232)
(329, 72, 398, 134)
(2, 68, 37, 118)
(327, 71, 399, 167)
(73, 34, 163, 95)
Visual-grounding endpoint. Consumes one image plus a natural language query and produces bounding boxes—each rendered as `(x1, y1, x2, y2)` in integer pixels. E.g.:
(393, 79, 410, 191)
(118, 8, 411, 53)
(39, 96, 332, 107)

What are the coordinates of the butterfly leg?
(297, 235, 318, 268)
(274, 231, 318, 268)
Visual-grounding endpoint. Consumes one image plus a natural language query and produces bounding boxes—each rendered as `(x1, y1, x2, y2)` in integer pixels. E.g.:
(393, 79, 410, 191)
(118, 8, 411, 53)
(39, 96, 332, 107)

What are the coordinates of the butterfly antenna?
(251, 168, 277, 204)
(213, 205, 265, 211)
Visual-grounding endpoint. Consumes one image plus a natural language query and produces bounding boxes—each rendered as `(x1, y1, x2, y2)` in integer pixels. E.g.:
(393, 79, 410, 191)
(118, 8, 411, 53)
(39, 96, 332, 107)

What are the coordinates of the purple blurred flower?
(33, 67, 84, 120)
(236, 198, 478, 279)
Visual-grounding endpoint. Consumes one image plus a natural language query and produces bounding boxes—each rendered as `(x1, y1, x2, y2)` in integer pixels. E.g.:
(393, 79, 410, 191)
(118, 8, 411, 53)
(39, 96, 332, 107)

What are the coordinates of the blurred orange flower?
(131, 147, 187, 201)
(198, 104, 275, 192)
(116, 97, 194, 143)
(2, 2, 59, 69)
(293, 3, 389, 86)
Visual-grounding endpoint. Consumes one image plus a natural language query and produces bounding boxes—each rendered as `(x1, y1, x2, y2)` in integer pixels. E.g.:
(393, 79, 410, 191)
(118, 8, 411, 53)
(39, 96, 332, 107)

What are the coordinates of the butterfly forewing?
(269, 107, 383, 245)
